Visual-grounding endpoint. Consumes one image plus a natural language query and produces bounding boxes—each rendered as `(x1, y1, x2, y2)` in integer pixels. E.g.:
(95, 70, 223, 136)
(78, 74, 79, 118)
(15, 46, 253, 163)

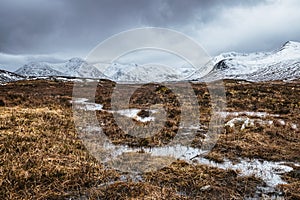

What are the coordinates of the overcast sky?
(1, 0, 300, 70)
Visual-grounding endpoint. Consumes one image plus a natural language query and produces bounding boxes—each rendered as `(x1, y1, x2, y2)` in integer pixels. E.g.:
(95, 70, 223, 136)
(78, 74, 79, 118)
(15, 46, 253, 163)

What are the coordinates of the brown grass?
(0, 106, 119, 199)
(144, 160, 262, 199)
(0, 79, 299, 199)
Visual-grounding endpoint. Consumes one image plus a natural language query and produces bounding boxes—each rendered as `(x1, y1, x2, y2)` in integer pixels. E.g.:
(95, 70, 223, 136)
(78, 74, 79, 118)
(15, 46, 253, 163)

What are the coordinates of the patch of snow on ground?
(277, 119, 286, 125)
(225, 117, 274, 131)
(291, 123, 298, 130)
(218, 111, 280, 118)
(115, 109, 156, 123)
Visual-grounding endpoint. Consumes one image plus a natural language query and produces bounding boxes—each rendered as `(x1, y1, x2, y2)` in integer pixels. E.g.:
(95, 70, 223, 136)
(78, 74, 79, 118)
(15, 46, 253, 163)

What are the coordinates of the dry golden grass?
(0, 79, 299, 199)
(277, 164, 300, 200)
(208, 120, 300, 163)
(144, 161, 262, 199)
(0, 106, 119, 199)
(0, 106, 262, 199)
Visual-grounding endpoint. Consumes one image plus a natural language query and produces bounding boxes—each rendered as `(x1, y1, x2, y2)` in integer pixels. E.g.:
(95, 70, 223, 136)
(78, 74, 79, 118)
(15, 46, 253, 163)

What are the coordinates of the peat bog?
(0, 79, 299, 199)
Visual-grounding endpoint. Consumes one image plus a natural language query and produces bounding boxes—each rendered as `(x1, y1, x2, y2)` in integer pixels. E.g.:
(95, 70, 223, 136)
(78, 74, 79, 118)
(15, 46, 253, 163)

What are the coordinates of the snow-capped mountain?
(52, 58, 107, 78)
(99, 40, 300, 82)
(0, 69, 24, 83)
(15, 58, 107, 79)
(196, 41, 300, 82)
(9, 41, 300, 82)
(15, 59, 195, 82)
(15, 62, 65, 77)
(100, 63, 189, 82)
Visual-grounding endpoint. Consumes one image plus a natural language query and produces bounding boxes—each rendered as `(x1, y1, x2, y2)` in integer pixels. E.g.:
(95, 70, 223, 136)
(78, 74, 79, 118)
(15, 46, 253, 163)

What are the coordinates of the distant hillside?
(9, 40, 300, 83)
(0, 69, 24, 83)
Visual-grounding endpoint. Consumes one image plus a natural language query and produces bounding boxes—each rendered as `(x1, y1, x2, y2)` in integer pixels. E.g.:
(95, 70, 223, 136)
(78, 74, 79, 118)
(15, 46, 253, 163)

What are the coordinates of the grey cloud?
(0, 52, 66, 70)
(140, 0, 266, 26)
(1, 0, 300, 71)
(0, 0, 266, 55)
(0, 0, 66, 53)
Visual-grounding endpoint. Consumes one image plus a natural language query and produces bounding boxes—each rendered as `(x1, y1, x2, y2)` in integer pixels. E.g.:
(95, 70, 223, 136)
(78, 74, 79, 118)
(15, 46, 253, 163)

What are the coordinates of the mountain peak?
(281, 40, 300, 49)
(0, 69, 24, 83)
(68, 57, 86, 63)
(8, 41, 300, 83)
(273, 41, 300, 56)
(14, 57, 107, 79)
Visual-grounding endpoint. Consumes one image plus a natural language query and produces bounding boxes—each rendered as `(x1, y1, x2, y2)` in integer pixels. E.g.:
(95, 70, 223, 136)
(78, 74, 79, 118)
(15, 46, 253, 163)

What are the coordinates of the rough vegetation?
(0, 79, 299, 199)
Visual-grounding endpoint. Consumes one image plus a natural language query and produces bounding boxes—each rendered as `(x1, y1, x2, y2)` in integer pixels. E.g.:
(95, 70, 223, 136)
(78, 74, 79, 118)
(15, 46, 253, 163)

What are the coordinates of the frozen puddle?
(73, 98, 156, 122)
(194, 157, 294, 187)
(116, 109, 156, 123)
(82, 131, 295, 188)
(72, 98, 103, 111)
(138, 144, 295, 187)
(74, 98, 297, 187)
(105, 143, 295, 187)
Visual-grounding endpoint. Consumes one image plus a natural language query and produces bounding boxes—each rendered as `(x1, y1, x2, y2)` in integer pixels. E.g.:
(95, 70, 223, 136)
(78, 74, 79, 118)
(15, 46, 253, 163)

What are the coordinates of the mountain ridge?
(195, 40, 300, 82)
(15, 58, 107, 79)
(2, 40, 299, 83)
(0, 69, 24, 83)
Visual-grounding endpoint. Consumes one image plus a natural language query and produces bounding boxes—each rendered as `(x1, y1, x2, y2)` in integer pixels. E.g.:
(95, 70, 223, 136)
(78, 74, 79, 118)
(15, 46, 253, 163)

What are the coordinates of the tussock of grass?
(0, 106, 262, 199)
(144, 161, 262, 199)
(88, 181, 186, 199)
(210, 119, 300, 162)
(279, 165, 300, 199)
(0, 107, 119, 199)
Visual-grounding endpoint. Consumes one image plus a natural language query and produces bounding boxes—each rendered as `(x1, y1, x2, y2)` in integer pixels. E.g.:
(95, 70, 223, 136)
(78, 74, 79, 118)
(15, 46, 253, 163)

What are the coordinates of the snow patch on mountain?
(0, 69, 24, 83)
(15, 58, 107, 79)
(196, 41, 300, 82)
(16, 62, 65, 77)
(10, 41, 300, 83)
(101, 63, 189, 82)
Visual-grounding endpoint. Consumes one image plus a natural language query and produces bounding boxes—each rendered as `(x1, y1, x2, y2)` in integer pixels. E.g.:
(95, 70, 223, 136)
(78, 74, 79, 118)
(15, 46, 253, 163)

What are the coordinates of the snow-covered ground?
(218, 111, 280, 118)
(221, 112, 298, 131)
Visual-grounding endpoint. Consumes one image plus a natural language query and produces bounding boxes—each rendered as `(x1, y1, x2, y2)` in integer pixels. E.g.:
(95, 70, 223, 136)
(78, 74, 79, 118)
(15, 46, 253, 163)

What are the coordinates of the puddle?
(73, 98, 156, 122)
(80, 128, 295, 188)
(193, 157, 294, 187)
(116, 108, 156, 122)
(95, 138, 296, 188)
(73, 98, 298, 188)
(108, 143, 295, 187)
(72, 98, 103, 111)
